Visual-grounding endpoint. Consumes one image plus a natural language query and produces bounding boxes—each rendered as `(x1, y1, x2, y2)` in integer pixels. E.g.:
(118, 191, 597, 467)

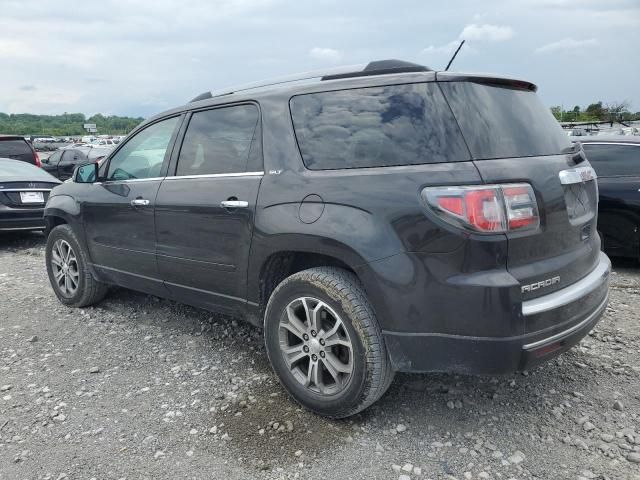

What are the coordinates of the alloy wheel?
(50, 239, 79, 297)
(278, 297, 354, 395)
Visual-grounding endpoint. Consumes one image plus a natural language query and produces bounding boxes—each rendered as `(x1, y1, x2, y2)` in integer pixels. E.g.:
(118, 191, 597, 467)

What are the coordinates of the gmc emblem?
(521, 276, 560, 293)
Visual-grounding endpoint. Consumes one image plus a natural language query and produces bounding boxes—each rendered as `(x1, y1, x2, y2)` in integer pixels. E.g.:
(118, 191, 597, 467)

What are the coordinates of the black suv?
(0, 135, 41, 167)
(43, 60, 611, 418)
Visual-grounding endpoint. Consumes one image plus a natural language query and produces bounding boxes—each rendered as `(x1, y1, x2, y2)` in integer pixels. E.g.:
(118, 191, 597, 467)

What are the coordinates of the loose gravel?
(1, 232, 639, 480)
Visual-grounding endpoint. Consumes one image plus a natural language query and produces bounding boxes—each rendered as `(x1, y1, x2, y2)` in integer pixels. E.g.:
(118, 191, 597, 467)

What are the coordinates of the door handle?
(130, 198, 150, 207)
(220, 200, 249, 209)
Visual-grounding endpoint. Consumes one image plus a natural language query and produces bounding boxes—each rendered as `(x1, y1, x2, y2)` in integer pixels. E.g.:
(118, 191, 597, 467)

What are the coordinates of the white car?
(91, 139, 117, 147)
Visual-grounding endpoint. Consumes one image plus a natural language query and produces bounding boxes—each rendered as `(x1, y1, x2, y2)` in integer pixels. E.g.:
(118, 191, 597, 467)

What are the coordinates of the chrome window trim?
(164, 171, 264, 181)
(522, 252, 610, 316)
(0, 188, 54, 192)
(581, 142, 640, 147)
(95, 177, 165, 185)
(558, 165, 597, 185)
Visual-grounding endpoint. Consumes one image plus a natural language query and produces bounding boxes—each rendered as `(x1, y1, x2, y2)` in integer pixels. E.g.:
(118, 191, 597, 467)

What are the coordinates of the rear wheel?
(45, 224, 109, 307)
(264, 267, 394, 418)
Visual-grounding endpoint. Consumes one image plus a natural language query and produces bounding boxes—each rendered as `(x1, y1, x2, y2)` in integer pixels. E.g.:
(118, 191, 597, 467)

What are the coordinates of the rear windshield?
(0, 139, 31, 155)
(290, 83, 470, 170)
(582, 144, 639, 177)
(0, 159, 54, 181)
(439, 82, 572, 159)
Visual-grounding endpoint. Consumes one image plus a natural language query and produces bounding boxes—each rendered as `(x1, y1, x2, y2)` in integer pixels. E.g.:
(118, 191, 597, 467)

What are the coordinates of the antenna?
(445, 40, 465, 71)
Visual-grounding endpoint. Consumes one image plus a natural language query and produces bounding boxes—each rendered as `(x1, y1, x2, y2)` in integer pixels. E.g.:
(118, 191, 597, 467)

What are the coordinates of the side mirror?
(74, 162, 99, 183)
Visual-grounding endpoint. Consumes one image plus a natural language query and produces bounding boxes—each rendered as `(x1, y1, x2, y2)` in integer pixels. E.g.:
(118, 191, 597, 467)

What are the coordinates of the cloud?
(309, 47, 342, 61)
(421, 41, 459, 56)
(19, 85, 36, 91)
(535, 37, 598, 53)
(459, 23, 514, 42)
(421, 22, 512, 57)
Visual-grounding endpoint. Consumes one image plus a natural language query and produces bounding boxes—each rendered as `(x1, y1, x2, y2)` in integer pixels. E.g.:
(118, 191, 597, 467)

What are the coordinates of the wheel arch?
(247, 238, 368, 324)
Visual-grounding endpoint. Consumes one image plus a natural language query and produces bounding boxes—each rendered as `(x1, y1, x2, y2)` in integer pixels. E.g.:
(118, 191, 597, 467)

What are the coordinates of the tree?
(604, 100, 631, 123)
(585, 101, 604, 120)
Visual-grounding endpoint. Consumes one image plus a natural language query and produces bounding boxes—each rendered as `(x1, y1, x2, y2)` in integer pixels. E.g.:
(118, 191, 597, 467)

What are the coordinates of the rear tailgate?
(0, 138, 36, 164)
(472, 154, 599, 297)
(439, 76, 603, 332)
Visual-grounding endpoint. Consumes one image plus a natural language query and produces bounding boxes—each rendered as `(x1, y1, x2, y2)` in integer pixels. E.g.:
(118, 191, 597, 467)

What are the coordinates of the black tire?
(264, 267, 394, 418)
(45, 224, 109, 307)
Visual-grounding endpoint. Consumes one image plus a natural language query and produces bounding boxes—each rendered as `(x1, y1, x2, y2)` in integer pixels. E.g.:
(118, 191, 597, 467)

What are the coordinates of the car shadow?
(0, 230, 46, 252)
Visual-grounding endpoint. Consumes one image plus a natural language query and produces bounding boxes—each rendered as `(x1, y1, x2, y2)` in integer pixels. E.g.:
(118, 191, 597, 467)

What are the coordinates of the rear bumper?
(0, 209, 46, 231)
(383, 252, 611, 374)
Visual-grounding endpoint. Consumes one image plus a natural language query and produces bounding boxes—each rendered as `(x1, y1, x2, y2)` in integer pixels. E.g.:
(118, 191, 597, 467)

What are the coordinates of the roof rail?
(189, 59, 432, 103)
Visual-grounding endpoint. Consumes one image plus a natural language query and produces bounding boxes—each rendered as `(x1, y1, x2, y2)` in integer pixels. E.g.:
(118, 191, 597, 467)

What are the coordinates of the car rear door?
(81, 115, 182, 295)
(582, 142, 640, 258)
(155, 103, 262, 315)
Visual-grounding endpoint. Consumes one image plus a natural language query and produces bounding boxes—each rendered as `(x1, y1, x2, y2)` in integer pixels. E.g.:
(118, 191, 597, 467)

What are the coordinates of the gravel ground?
(1, 232, 639, 480)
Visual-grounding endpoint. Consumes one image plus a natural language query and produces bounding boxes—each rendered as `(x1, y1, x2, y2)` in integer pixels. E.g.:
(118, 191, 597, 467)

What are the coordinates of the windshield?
(439, 82, 572, 159)
(0, 159, 57, 181)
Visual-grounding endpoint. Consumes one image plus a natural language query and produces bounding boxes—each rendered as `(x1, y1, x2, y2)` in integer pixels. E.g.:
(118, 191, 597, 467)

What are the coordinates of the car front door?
(41, 150, 63, 178)
(81, 115, 182, 295)
(584, 142, 640, 257)
(57, 149, 87, 181)
(155, 104, 262, 314)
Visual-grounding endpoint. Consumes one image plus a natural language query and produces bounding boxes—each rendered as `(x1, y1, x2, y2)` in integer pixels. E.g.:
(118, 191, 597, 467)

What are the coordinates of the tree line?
(0, 112, 144, 136)
(1, 101, 638, 136)
(551, 100, 639, 123)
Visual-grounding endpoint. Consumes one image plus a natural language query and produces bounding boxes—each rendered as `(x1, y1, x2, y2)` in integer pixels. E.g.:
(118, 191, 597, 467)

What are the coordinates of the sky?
(1, 0, 638, 118)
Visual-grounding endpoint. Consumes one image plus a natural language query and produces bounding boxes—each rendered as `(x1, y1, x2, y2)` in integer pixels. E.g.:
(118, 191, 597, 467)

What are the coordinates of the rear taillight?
(422, 183, 539, 234)
(33, 151, 42, 168)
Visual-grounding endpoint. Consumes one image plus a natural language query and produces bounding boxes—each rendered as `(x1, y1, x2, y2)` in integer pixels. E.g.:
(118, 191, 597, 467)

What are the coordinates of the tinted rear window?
(0, 139, 31, 156)
(439, 82, 572, 159)
(290, 83, 470, 170)
(582, 144, 639, 177)
(0, 159, 56, 181)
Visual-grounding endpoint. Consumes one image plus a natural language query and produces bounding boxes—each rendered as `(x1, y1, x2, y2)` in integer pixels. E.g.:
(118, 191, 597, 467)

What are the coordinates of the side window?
(289, 83, 470, 170)
(176, 104, 259, 176)
(60, 150, 81, 165)
(107, 116, 179, 181)
(583, 144, 639, 177)
(46, 151, 63, 165)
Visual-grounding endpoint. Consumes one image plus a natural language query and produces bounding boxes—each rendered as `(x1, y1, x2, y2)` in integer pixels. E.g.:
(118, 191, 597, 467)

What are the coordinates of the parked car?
(32, 136, 57, 143)
(44, 60, 610, 418)
(60, 142, 90, 150)
(41, 149, 88, 181)
(0, 158, 61, 231)
(42, 147, 112, 180)
(565, 128, 588, 137)
(571, 136, 640, 260)
(91, 138, 117, 147)
(0, 135, 41, 167)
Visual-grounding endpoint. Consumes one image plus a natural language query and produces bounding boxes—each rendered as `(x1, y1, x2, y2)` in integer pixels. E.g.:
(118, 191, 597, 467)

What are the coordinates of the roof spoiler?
(436, 72, 537, 92)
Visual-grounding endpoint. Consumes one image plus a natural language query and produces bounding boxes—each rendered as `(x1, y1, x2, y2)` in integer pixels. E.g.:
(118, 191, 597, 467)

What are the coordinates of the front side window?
(45, 151, 63, 165)
(60, 150, 85, 165)
(176, 104, 259, 176)
(289, 83, 470, 170)
(107, 116, 179, 181)
(583, 144, 639, 177)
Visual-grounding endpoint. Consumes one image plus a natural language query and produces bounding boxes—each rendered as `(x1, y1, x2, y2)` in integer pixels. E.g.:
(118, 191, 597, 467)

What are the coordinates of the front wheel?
(45, 224, 109, 307)
(264, 267, 394, 418)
